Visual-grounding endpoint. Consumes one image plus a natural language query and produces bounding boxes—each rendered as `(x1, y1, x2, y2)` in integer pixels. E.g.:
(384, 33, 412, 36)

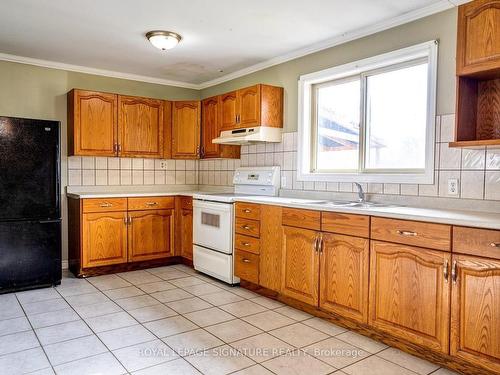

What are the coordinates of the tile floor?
(0, 264, 460, 375)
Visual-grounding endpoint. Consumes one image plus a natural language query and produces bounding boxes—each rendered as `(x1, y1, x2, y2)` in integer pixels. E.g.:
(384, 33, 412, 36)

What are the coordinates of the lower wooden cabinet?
(450, 254, 500, 373)
(369, 241, 451, 353)
(235, 249, 259, 284)
(179, 208, 193, 260)
(128, 209, 174, 262)
(281, 226, 320, 305)
(320, 233, 369, 324)
(82, 211, 128, 268)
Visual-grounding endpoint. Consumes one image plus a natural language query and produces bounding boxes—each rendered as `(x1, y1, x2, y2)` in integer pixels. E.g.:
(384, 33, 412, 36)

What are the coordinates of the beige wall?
(200, 8, 458, 132)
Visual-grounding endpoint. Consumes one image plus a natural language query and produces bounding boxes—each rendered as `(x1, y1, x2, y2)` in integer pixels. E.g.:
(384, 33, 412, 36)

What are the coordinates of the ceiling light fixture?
(146, 30, 182, 51)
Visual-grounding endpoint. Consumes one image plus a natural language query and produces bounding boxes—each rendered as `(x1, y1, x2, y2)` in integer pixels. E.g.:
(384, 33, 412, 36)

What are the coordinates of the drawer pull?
(145, 202, 158, 206)
(242, 225, 252, 230)
(243, 209, 252, 213)
(396, 230, 417, 237)
(242, 258, 251, 263)
(100, 202, 113, 208)
(489, 242, 500, 248)
(242, 242, 251, 247)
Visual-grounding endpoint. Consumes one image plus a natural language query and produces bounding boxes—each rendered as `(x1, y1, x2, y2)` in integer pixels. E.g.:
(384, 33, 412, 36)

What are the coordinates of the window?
(298, 41, 437, 184)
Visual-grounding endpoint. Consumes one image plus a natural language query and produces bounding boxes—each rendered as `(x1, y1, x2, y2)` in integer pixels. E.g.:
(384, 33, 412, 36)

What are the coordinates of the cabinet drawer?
(82, 198, 127, 213)
(453, 226, 500, 260)
(321, 212, 370, 238)
(371, 217, 451, 251)
(282, 208, 320, 231)
(235, 234, 260, 254)
(179, 196, 193, 210)
(128, 196, 174, 211)
(235, 202, 260, 220)
(235, 217, 260, 238)
(234, 250, 259, 284)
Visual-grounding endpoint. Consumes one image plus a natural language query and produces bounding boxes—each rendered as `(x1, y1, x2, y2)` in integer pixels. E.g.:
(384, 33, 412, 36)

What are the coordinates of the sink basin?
(326, 201, 394, 208)
(288, 199, 329, 205)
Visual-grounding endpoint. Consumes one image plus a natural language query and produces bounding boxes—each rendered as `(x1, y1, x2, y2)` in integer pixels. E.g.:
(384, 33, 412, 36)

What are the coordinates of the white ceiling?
(0, 0, 459, 88)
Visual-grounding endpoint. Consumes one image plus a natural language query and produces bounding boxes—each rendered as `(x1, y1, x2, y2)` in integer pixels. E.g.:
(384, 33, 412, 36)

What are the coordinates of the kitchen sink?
(326, 201, 394, 208)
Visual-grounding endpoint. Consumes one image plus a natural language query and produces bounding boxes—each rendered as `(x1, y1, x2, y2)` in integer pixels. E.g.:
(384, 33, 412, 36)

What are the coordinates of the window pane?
(365, 62, 428, 170)
(315, 78, 360, 171)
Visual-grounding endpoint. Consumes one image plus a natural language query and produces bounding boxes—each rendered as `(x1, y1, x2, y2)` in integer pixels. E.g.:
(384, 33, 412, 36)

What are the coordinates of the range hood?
(212, 126, 282, 145)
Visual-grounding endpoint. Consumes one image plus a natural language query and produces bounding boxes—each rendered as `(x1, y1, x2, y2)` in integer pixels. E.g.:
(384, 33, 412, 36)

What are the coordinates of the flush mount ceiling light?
(146, 30, 182, 51)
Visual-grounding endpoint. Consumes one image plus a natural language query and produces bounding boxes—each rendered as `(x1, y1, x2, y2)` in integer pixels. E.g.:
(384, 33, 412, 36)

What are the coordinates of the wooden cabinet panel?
(235, 234, 260, 254)
(235, 202, 261, 221)
(128, 209, 173, 262)
(369, 241, 451, 352)
(68, 89, 117, 156)
(371, 217, 451, 251)
(172, 101, 201, 159)
(281, 226, 320, 305)
(238, 85, 261, 127)
(457, 0, 500, 75)
(259, 205, 283, 292)
(235, 250, 259, 284)
(235, 217, 260, 238)
(118, 95, 163, 158)
(180, 208, 193, 260)
(82, 212, 127, 267)
(282, 208, 321, 231)
(450, 254, 500, 373)
(220, 91, 238, 130)
(321, 212, 370, 238)
(453, 226, 500, 260)
(127, 196, 175, 211)
(320, 233, 369, 323)
(179, 196, 193, 210)
(201, 96, 221, 158)
(82, 198, 127, 213)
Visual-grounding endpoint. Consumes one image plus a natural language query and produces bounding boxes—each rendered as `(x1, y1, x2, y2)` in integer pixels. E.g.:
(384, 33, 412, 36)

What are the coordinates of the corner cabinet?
(171, 101, 201, 159)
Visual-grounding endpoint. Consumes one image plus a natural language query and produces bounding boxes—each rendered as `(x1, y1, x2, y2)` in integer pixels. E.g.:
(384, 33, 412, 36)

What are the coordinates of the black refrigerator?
(0, 116, 61, 293)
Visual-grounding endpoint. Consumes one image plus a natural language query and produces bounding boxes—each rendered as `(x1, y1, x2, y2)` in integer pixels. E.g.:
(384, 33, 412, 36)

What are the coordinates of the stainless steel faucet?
(354, 182, 365, 203)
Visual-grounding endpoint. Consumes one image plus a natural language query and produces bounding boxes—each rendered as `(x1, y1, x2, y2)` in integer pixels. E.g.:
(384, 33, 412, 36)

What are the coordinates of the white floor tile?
(53, 352, 126, 375)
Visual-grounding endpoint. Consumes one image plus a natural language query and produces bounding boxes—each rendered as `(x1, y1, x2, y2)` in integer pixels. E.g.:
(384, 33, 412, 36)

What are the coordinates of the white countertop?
(67, 191, 201, 199)
(233, 196, 500, 230)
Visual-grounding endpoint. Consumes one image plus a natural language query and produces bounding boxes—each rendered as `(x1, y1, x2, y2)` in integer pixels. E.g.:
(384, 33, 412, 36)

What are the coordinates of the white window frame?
(297, 40, 438, 184)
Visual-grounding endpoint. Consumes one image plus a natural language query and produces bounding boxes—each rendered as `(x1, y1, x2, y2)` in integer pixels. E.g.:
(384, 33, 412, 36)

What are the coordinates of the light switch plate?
(447, 178, 459, 196)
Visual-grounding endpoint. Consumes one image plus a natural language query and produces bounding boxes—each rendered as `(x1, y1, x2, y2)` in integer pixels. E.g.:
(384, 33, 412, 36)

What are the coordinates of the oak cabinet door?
(128, 209, 173, 262)
(237, 85, 261, 127)
(82, 212, 127, 267)
(118, 95, 163, 158)
(281, 226, 320, 305)
(220, 91, 238, 130)
(69, 89, 118, 156)
(201, 96, 220, 158)
(320, 233, 369, 323)
(171, 101, 201, 159)
(457, 0, 500, 75)
(369, 241, 451, 353)
(451, 254, 500, 374)
(259, 205, 283, 292)
(180, 209, 193, 260)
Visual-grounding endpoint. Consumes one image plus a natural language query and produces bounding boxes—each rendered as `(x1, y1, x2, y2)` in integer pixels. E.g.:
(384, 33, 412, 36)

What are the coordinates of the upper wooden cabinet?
(68, 89, 118, 156)
(201, 96, 240, 159)
(369, 241, 451, 353)
(457, 0, 500, 76)
(450, 254, 500, 374)
(219, 84, 283, 131)
(118, 95, 164, 158)
(171, 101, 201, 159)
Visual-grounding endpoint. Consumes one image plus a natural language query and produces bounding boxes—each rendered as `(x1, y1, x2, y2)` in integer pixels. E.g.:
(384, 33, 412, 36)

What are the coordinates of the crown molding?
(0, 0, 459, 91)
(0, 52, 200, 89)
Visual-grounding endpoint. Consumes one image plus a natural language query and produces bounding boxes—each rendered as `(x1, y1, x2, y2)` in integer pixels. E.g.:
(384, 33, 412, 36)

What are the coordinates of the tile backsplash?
(67, 114, 500, 201)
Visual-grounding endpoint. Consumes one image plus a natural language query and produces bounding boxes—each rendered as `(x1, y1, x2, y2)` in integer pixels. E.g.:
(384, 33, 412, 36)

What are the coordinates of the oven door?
(193, 200, 233, 254)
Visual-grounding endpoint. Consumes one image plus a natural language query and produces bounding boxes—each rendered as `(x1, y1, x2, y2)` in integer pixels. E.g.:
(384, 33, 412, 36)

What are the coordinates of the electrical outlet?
(159, 161, 168, 170)
(447, 178, 459, 196)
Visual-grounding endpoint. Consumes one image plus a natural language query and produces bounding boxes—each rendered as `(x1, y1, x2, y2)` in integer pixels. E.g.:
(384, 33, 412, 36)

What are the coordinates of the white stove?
(192, 167, 280, 284)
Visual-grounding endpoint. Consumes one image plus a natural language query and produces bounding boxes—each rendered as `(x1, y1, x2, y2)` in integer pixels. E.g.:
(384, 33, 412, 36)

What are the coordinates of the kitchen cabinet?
(450, 254, 500, 373)
(281, 225, 320, 305)
(174, 196, 193, 260)
(171, 101, 201, 159)
(369, 241, 451, 353)
(68, 89, 118, 156)
(82, 211, 128, 268)
(118, 95, 164, 158)
(201, 96, 240, 159)
(235, 249, 259, 284)
(320, 233, 369, 324)
(128, 209, 173, 262)
(220, 84, 283, 131)
(259, 205, 282, 292)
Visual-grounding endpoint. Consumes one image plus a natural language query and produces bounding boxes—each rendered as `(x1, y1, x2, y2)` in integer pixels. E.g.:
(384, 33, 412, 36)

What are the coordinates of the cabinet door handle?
(443, 259, 449, 282)
(489, 242, 500, 248)
(100, 202, 113, 208)
(145, 202, 158, 206)
(243, 209, 252, 213)
(113, 144, 118, 153)
(123, 216, 128, 225)
(313, 234, 319, 253)
(242, 258, 251, 263)
(396, 230, 417, 237)
(319, 233, 324, 254)
(117, 144, 122, 152)
(451, 260, 457, 284)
